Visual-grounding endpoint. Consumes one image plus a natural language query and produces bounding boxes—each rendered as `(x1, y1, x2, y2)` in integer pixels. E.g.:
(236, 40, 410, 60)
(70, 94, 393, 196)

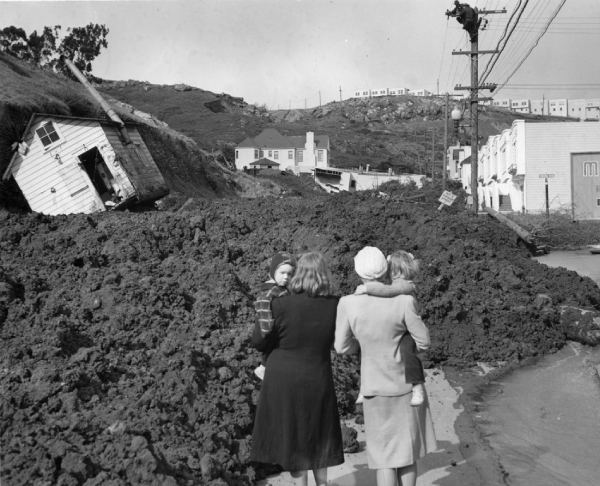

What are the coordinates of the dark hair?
(288, 252, 336, 297)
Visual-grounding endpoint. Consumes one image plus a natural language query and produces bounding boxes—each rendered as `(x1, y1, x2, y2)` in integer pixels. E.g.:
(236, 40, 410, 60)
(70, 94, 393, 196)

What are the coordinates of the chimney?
(304, 132, 316, 166)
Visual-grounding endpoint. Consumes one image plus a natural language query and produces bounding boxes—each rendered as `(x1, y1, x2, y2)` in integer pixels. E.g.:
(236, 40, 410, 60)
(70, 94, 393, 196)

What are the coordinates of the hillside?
(0, 53, 280, 211)
(97, 77, 579, 174)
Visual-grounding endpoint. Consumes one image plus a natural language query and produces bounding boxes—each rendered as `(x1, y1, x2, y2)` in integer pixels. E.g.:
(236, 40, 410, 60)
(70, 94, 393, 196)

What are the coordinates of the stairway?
(499, 195, 513, 212)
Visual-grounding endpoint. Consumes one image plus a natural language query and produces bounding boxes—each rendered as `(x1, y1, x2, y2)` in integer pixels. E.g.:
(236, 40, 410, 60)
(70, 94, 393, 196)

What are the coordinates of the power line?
(495, 0, 568, 95)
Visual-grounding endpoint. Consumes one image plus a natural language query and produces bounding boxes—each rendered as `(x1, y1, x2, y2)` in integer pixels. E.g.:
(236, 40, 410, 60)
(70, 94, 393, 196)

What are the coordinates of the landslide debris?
(2, 181, 599, 485)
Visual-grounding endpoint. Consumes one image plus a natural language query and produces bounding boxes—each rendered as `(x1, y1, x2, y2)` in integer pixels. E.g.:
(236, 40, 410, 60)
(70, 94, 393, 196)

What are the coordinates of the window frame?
(318, 150, 323, 162)
(274, 151, 279, 160)
(35, 121, 65, 151)
(288, 150, 293, 160)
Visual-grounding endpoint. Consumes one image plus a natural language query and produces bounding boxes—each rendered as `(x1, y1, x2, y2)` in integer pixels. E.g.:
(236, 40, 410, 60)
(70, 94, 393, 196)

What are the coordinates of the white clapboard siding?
(10, 116, 106, 215)
(523, 123, 600, 211)
(103, 126, 167, 197)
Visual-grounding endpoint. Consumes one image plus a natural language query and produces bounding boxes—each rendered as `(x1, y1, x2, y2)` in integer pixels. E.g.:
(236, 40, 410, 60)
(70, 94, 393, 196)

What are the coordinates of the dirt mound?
(2, 185, 599, 485)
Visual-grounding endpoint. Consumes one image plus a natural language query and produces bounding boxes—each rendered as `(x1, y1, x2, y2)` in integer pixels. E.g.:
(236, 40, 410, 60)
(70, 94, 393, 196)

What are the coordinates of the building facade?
(235, 128, 330, 173)
(352, 87, 430, 99)
(477, 120, 600, 220)
(491, 97, 600, 120)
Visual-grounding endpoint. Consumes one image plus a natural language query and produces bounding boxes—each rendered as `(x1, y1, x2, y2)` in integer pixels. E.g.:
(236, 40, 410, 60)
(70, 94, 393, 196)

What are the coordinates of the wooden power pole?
(449, 5, 504, 213)
(443, 93, 448, 191)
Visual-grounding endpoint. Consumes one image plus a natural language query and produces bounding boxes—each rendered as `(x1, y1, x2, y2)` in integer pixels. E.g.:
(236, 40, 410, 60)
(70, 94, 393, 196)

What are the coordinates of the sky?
(2, 0, 600, 109)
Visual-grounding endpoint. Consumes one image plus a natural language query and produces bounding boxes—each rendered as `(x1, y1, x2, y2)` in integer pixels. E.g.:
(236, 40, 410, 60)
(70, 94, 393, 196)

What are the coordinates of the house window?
(298, 151, 303, 163)
(35, 122, 63, 149)
(254, 149, 259, 159)
(288, 150, 293, 159)
(597, 199, 600, 206)
(235, 150, 239, 159)
(274, 151, 279, 159)
(363, 91, 368, 95)
(350, 180, 356, 188)
(318, 150, 323, 162)
(268, 150, 272, 157)
(259, 150, 264, 157)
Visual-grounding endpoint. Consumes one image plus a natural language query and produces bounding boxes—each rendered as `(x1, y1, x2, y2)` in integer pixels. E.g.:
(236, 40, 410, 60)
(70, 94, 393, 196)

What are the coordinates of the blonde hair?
(289, 252, 336, 297)
(387, 251, 420, 281)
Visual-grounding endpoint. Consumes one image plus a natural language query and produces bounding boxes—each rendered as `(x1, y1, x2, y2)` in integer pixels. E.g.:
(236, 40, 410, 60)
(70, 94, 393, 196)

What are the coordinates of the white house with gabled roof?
(235, 128, 330, 173)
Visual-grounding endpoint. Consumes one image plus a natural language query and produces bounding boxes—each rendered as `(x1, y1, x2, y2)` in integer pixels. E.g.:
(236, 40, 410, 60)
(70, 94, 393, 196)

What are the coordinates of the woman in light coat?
(335, 246, 437, 486)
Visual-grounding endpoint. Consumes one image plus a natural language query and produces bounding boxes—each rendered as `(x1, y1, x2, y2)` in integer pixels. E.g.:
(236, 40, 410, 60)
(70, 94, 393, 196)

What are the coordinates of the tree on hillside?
(0, 23, 108, 79)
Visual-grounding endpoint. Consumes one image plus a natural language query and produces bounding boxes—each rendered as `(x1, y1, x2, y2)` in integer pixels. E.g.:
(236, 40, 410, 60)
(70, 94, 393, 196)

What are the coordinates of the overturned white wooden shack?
(2, 113, 169, 215)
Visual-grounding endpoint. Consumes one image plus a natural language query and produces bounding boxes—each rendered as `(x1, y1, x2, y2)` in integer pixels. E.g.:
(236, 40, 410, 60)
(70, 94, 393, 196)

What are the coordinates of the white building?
(531, 99, 548, 115)
(412, 89, 431, 97)
(235, 128, 330, 173)
(511, 100, 531, 114)
(569, 99, 587, 119)
(586, 99, 600, 120)
(352, 87, 436, 99)
(314, 167, 424, 193)
(371, 88, 389, 97)
(549, 99, 568, 117)
(2, 113, 168, 215)
(477, 120, 600, 220)
(446, 144, 472, 188)
(492, 99, 512, 109)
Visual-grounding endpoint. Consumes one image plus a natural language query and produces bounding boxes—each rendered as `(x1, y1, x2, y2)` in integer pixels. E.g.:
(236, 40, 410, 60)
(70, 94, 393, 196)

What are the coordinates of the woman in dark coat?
(250, 252, 344, 486)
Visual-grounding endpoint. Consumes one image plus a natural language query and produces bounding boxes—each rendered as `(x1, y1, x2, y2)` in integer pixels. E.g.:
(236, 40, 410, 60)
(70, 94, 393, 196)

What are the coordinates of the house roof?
(236, 128, 330, 150)
(249, 158, 280, 166)
(253, 128, 293, 149)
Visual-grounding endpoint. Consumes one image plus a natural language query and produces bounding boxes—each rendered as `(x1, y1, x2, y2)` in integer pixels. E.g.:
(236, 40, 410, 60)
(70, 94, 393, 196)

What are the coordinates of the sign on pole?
(538, 174, 555, 178)
(438, 190, 457, 210)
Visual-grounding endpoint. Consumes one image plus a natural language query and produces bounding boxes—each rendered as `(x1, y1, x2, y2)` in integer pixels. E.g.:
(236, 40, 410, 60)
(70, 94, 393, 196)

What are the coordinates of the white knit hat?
(354, 246, 388, 280)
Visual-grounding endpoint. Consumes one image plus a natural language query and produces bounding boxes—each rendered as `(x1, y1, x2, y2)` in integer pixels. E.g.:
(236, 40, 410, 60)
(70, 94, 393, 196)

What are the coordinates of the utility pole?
(431, 130, 435, 181)
(339, 86, 342, 102)
(319, 91, 321, 107)
(443, 93, 448, 190)
(448, 4, 504, 213)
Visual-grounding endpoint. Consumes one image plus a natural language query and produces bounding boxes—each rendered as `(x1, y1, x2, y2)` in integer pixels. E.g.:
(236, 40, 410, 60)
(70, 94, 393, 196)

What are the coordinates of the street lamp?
(451, 106, 462, 136)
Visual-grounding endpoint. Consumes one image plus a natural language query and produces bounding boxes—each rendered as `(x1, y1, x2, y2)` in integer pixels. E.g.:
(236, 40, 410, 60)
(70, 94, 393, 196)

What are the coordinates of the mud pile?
(2, 186, 599, 485)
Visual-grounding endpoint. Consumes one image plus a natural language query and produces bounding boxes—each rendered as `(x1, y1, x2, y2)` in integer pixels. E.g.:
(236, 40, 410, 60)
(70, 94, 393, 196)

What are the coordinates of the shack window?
(36, 122, 63, 149)
(350, 180, 356, 188)
(235, 150, 239, 159)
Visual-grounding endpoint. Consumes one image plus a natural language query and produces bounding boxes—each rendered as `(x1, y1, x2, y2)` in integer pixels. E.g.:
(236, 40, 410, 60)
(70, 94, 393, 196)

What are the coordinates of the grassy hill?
(0, 53, 282, 211)
(0, 52, 581, 212)
(97, 77, 579, 175)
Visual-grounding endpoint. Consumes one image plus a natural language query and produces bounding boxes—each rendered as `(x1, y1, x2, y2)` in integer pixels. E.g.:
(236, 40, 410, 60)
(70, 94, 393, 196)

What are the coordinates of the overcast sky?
(3, 0, 600, 109)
